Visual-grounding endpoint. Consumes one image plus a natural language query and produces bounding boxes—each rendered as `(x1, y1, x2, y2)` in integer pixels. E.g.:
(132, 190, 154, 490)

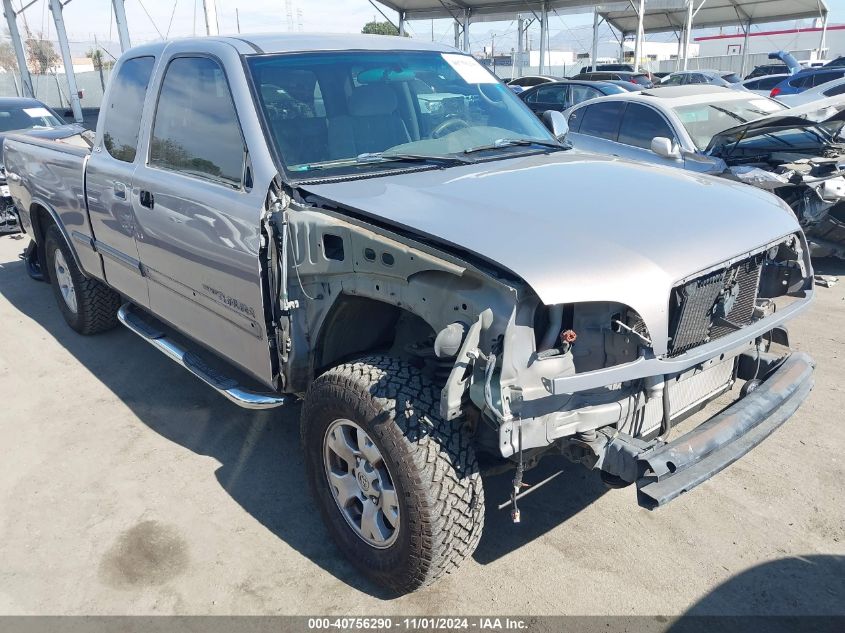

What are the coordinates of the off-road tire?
(301, 356, 484, 593)
(44, 224, 121, 334)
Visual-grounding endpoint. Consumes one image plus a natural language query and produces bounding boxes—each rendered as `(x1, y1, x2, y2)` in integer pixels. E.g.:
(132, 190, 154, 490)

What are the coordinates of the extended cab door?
(131, 42, 278, 386)
(86, 55, 157, 306)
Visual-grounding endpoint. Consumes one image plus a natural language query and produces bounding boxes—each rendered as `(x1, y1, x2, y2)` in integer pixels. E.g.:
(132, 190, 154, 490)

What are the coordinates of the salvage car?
(0, 97, 87, 233)
(4, 34, 815, 593)
(564, 86, 845, 257)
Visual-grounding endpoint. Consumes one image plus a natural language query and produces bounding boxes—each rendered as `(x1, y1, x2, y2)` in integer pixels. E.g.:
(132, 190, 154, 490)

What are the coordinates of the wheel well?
(29, 203, 55, 282)
(314, 295, 436, 376)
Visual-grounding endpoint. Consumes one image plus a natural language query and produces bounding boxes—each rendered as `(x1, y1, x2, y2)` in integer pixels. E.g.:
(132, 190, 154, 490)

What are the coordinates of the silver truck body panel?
(303, 150, 802, 355)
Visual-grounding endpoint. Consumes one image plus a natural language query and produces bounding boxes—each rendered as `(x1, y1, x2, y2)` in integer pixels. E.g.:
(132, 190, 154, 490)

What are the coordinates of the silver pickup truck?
(4, 34, 815, 594)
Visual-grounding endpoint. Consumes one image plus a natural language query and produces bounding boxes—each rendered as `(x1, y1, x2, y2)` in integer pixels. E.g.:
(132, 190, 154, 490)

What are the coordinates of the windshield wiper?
(709, 105, 750, 124)
(463, 138, 565, 155)
(356, 152, 470, 165)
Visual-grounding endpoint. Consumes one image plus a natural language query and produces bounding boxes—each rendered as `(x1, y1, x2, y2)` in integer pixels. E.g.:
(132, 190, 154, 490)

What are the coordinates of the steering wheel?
(431, 117, 470, 139)
(476, 83, 506, 108)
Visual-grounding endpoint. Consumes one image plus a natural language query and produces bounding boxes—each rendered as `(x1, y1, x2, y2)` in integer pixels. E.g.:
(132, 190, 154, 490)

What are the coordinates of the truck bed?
(4, 134, 102, 280)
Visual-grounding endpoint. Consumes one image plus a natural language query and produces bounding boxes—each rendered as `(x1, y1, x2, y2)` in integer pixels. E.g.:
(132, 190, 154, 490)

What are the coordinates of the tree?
(24, 31, 59, 75)
(361, 20, 400, 36)
(87, 48, 106, 91)
(0, 41, 18, 73)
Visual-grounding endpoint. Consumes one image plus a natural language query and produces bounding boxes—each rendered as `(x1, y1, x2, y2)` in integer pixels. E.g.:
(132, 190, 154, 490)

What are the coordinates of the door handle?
(113, 182, 127, 199)
(139, 190, 155, 209)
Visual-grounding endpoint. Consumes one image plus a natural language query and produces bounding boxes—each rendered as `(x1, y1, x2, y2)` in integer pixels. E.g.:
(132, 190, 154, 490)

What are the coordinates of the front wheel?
(44, 224, 121, 334)
(301, 356, 484, 593)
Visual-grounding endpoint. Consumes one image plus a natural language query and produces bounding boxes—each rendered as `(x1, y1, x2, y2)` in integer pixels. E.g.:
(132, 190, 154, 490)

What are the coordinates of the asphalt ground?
(0, 232, 843, 617)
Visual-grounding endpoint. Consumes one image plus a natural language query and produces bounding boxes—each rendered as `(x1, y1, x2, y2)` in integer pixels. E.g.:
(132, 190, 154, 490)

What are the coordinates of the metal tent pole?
(111, 0, 131, 51)
(454, 20, 460, 48)
(539, 1, 547, 74)
(203, 0, 219, 36)
(739, 20, 751, 77)
(517, 16, 524, 77)
(398, 10, 405, 36)
(683, 0, 693, 70)
(819, 11, 829, 59)
(463, 9, 469, 52)
(633, 0, 645, 71)
(591, 9, 599, 71)
(2, 0, 33, 97)
(48, 0, 83, 123)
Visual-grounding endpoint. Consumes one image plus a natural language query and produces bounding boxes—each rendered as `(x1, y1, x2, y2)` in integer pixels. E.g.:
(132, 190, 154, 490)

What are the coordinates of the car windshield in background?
(671, 98, 786, 149)
(246, 50, 558, 178)
(0, 104, 63, 133)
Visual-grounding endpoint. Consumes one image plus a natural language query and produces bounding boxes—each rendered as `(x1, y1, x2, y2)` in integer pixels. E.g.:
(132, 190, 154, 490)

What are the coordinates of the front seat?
(328, 84, 411, 158)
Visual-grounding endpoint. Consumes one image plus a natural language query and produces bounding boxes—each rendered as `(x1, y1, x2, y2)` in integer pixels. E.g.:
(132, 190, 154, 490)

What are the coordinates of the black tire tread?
(44, 224, 121, 335)
(301, 355, 484, 593)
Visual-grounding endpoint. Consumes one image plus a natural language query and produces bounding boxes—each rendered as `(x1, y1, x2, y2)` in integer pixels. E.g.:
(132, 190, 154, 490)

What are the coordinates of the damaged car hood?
(302, 151, 800, 350)
(707, 95, 845, 155)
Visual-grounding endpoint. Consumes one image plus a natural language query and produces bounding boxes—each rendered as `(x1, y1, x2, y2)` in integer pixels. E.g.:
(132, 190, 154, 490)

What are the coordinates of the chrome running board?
(117, 303, 290, 410)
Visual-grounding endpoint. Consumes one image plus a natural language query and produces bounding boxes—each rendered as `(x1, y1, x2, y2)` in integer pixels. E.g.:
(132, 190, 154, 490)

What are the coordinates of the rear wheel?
(44, 224, 121, 334)
(301, 356, 484, 593)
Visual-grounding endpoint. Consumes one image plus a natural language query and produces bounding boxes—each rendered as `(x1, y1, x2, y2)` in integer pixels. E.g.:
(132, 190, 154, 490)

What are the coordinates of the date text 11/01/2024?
(307, 617, 528, 630)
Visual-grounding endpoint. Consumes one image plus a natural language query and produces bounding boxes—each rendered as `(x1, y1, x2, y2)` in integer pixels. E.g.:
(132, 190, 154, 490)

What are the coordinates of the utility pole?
(2, 0, 34, 97)
(203, 0, 219, 36)
(111, 0, 131, 52)
(236, 7, 241, 33)
(48, 0, 83, 123)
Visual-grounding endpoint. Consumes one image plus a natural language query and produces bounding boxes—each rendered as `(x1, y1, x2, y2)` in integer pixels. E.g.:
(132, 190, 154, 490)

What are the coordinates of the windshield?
(247, 50, 557, 179)
(0, 104, 63, 133)
(671, 97, 787, 149)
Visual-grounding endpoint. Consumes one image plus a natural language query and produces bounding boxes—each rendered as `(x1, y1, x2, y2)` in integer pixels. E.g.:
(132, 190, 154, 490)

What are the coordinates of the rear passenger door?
(86, 55, 156, 307)
(131, 42, 280, 385)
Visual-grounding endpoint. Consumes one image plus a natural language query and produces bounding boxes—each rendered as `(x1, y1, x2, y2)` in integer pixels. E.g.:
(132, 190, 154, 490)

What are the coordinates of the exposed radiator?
(620, 358, 736, 437)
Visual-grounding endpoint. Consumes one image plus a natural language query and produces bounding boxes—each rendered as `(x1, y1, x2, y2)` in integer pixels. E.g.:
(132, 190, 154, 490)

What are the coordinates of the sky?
(8, 0, 845, 58)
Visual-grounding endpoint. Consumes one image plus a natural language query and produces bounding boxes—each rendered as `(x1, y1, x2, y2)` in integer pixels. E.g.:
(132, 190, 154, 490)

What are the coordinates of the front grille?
(667, 255, 763, 357)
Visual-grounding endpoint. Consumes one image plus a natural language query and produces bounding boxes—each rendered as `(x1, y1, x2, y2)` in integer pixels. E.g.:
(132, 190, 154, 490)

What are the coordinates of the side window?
(101, 56, 155, 162)
(150, 57, 245, 187)
(823, 82, 845, 97)
(568, 107, 584, 133)
(523, 88, 539, 104)
(568, 85, 601, 107)
(791, 74, 815, 89)
(534, 84, 566, 105)
(578, 101, 625, 141)
(617, 103, 675, 149)
(664, 74, 683, 85)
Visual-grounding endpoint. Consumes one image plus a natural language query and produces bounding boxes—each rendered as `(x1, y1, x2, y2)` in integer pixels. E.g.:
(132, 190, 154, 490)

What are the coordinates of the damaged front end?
(714, 98, 845, 257)
(474, 233, 814, 510)
(0, 168, 19, 234)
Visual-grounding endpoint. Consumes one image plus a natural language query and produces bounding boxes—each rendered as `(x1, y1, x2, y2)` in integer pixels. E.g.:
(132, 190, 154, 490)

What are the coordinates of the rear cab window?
(101, 56, 156, 162)
(149, 56, 246, 188)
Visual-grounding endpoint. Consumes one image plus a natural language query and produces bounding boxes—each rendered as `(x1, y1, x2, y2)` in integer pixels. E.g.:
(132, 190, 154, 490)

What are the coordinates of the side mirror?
(541, 110, 569, 141)
(651, 136, 682, 160)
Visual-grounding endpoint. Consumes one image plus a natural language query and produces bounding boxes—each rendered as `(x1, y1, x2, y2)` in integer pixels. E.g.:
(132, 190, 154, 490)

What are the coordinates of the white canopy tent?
(376, 0, 831, 78)
(599, 0, 831, 74)
(374, 1, 614, 74)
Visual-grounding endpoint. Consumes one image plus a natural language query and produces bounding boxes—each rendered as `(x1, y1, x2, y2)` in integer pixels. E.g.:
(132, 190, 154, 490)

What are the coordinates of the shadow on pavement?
(668, 555, 845, 632)
(0, 247, 606, 598)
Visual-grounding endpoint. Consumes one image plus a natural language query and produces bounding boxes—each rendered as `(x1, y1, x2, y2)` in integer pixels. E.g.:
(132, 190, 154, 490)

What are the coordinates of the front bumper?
(604, 351, 815, 509)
